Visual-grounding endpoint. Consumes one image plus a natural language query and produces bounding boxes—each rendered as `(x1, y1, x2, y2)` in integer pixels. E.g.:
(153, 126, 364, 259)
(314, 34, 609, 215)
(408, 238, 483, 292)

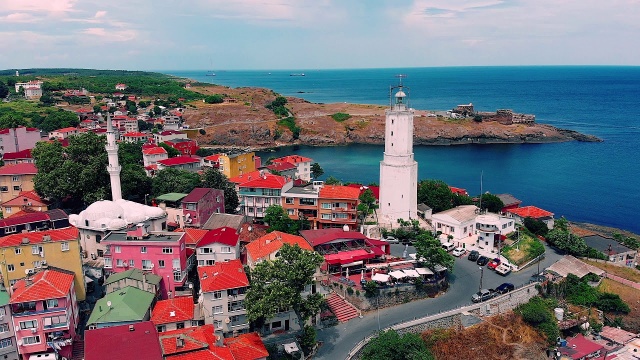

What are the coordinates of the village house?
(102, 227, 188, 299)
(181, 187, 225, 228)
(153, 130, 187, 143)
(104, 268, 162, 296)
(281, 182, 321, 228)
(24, 87, 42, 99)
(506, 205, 555, 229)
(14, 81, 42, 93)
(87, 286, 155, 329)
(0, 163, 38, 204)
(265, 160, 297, 178)
(1, 149, 33, 166)
(0, 127, 41, 156)
(270, 155, 313, 181)
(48, 127, 79, 140)
(164, 138, 199, 156)
(115, 83, 127, 91)
(157, 156, 203, 173)
(317, 185, 360, 230)
(0, 208, 68, 236)
(198, 260, 249, 337)
(196, 227, 240, 266)
(121, 131, 149, 143)
(9, 268, 79, 360)
(558, 334, 604, 360)
(202, 213, 247, 233)
(84, 321, 163, 360)
(142, 146, 168, 167)
(205, 152, 257, 179)
(159, 325, 269, 360)
(151, 296, 201, 333)
(0, 288, 20, 360)
(583, 234, 638, 267)
(1, 191, 50, 216)
(0, 227, 87, 300)
(160, 115, 182, 131)
(235, 171, 292, 219)
(431, 205, 478, 242)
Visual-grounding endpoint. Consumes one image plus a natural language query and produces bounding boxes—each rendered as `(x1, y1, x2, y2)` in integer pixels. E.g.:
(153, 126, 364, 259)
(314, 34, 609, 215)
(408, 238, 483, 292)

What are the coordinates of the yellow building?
(204, 152, 256, 179)
(1, 190, 48, 216)
(0, 227, 86, 300)
(0, 163, 37, 204)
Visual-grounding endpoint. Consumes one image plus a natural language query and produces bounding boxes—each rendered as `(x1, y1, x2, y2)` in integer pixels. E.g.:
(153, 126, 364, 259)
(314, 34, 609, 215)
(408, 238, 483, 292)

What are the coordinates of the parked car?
(468, 250, 480, 261)
(384, 236, 399, 244)
(441, 242, 455, 252)
(495, 282, 515, 294)
(452, 247, 467, 257)
(472, 288, 496, 303)
(476, 255, 490, 266)
(495, 263, 512, 276)
(487, 258, 502, 270)
(529, 273, 547, 283)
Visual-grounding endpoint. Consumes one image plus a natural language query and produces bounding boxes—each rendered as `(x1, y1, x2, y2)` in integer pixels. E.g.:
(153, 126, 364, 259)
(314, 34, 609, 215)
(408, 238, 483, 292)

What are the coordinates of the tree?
(137, 120, 153, 132)
(118, 142, 144, 166)
(0, 81, 8, 98)
(32, 132, 110, 208)
(245, 244, 324, 331)
(478, 193, 504, 213)
(263, 205, 305, 234)
(417, 179, 454, 213)
(0, 113, 29, 129)
(413, 231, 455, 272)
(204, 94, 224, 104)
(121, 164, 151, 201)
(151, 168, 201, 196)
(310, 162, 324, 180)
(546, 227, 588, 256)
(357, 188, 378, 225)
(524, 217, 549, 236)
(159, 143, 181, 157)
(362, 330, 434, 360)
(38, 109, 80, 133)
(324, 176, 341, 185)
(452, 194, 474, 207)
(6, 78, 16, 88)
(39, 92, 55, 106)
(201, 168, 239, 213)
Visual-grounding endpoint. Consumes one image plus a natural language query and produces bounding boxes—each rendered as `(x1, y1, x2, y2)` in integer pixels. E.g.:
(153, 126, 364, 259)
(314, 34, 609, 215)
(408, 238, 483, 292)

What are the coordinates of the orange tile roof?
(160, 325, 213, 356)
(229, 170, 262, 185)
(10, 268, 75, 303)
(179, 228, 209, 246)
(5, 208, 39, 218)
(272, 155, 312, 164)
(319, 185, 360, 200)
(54, 127, 79, 133)
(0, 163, 38, 175)
(198, 260, 248, 293)
(0, 227, 79, 247)
(224, 332, 269, 360)
(507, 206, 554, 219)
(237, 173, 288, 189)
(160, 326, 268, 360)
(246, 231, 313, 263)
(143, 146, 168, 155)
(151, 297, 194, 326)
(1, 191, 48, 207)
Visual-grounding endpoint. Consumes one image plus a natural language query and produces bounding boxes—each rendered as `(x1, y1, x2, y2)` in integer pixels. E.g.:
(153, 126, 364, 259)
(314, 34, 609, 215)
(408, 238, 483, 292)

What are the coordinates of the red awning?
(324, 249, 375, 265)
(167, 222, 179, 227)
(370, 246, 385, 256)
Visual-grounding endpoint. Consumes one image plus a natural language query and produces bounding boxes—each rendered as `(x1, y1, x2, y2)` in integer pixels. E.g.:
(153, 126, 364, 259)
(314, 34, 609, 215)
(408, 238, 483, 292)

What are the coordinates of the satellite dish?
(107, 301, 112, 307)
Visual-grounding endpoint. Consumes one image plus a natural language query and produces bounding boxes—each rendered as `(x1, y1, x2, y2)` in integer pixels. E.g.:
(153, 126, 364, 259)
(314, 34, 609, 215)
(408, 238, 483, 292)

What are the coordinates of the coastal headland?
(185, 84, 602, 149)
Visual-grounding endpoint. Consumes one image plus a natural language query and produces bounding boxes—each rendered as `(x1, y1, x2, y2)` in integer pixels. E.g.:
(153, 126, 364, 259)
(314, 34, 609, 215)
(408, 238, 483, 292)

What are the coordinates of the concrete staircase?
(326, 292, 359, 323)
(70, 338, 85, 360)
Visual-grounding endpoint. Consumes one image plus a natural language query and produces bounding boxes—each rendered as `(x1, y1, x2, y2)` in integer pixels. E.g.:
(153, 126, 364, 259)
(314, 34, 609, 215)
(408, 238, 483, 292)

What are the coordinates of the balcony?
(173, 270, 187, 283)
(230, 321, 249, 328)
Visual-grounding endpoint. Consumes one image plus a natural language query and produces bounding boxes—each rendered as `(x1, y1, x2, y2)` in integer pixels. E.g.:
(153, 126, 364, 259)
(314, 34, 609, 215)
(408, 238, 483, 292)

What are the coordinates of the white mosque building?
(378, 80, 418, 225)
(70, 113, 167, 265)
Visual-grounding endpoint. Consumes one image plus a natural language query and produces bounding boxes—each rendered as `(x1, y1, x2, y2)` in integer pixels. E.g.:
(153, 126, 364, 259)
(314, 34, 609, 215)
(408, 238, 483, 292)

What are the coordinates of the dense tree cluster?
(362, 330, 434, 360)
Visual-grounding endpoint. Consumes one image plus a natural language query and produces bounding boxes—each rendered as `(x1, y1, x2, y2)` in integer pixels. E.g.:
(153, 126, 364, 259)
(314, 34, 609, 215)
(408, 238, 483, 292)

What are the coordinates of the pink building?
(9, 268, 78, 360)
(102, 226, 189, 299)
(182, 188, 225, 228)
(0, 127, 41, 155)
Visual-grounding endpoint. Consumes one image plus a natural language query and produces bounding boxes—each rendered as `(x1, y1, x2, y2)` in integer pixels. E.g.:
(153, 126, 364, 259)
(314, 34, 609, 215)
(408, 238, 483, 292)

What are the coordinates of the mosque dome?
(72, 199, 166, 230)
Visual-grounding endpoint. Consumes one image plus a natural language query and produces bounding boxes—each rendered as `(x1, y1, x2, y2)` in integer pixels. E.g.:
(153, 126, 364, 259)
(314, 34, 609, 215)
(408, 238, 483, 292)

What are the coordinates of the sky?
(0, 0, 638, 71)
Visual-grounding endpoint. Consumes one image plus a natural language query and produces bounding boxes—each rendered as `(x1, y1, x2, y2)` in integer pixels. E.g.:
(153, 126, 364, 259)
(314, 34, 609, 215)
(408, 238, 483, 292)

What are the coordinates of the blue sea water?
(166, 67, 640, 234)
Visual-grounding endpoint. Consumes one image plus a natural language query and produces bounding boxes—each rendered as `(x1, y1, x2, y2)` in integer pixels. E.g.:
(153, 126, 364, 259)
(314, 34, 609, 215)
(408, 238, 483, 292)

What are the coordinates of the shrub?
(332, 112, 351, 122)
(355, 290, 361, 296)
(347, 287, 354, 295)
(199, 129, 206, 135)
(204, 94, 224, 104)
(363, 281, 378, 298)
(596, 292, 630, 314)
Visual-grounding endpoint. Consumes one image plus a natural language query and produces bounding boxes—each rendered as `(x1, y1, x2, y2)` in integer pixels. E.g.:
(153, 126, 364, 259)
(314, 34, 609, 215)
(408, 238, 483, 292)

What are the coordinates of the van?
(441, 242, 455, 252)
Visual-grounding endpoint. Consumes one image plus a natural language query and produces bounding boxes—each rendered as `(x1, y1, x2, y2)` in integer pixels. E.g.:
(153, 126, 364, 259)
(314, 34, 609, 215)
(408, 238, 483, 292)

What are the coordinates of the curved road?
(315, 243, 563, 359)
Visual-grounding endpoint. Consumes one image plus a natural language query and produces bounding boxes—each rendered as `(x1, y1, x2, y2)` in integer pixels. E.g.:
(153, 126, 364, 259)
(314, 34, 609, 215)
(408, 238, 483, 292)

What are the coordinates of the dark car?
(468, 250, 480, 261)
(476, 255, 490, 266)
(495, 282, 515, 294)
(529, 273, 547, 283)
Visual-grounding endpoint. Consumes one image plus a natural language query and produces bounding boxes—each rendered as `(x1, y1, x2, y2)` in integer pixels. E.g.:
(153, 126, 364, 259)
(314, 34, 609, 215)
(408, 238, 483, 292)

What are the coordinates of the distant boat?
(290, 73, 305, 77)
(206, 71, 216, 76)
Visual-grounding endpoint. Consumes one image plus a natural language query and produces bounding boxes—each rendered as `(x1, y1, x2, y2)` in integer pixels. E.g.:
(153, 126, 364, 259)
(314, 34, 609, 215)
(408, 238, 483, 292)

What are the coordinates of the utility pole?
(479, 266, 484, 292)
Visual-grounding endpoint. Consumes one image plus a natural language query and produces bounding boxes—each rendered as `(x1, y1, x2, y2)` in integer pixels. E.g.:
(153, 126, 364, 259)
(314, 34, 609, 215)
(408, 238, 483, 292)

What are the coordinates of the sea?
(165, 67, 640, 234)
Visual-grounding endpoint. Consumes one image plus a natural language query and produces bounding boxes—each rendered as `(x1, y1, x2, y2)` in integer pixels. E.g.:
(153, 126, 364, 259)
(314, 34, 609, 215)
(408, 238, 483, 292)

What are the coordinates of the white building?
(195, 227, 240, 266)
(475, 213, 515, 253)
(379, 82, 418, 224)
(431, 205, 479, 243)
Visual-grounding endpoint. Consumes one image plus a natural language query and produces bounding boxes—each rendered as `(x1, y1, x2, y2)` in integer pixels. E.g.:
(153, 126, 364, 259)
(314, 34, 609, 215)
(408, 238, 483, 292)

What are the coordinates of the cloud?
(194, 0, 341, 25)
(1, 12, 38, 22)
(0, 0, 77, 14)
(82, 27, 137, 42)
(94, 10, 107, 19)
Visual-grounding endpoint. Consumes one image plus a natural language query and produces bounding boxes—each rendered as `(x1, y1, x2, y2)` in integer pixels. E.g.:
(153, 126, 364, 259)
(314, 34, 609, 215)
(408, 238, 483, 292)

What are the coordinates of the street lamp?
(145, 193, 149, 206)
(479, 266, 484, 292)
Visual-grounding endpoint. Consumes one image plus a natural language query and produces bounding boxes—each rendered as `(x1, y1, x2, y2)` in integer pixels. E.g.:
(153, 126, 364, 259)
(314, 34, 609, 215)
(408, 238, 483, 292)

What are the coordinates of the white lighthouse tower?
(105, 112, 122, 200)
(379, 78, 418, 225)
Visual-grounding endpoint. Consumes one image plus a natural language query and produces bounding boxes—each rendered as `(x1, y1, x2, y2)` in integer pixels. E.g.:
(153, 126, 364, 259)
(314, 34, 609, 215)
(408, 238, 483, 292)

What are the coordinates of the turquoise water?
(166, 67, 640, 234)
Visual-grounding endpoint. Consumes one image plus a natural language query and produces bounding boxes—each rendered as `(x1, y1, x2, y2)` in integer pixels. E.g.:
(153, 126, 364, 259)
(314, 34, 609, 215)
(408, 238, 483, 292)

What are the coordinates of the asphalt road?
(315, 243, 564, 359)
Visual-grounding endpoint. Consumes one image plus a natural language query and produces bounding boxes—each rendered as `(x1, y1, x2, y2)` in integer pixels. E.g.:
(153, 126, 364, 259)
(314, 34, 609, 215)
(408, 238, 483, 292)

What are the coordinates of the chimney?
(129, 325, 135, 332)
(176, 336, 185, 348)
(214, 329, 224, 347)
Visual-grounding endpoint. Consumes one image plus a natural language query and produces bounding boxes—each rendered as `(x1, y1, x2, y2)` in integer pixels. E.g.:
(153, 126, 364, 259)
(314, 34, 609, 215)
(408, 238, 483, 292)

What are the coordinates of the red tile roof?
(228, 170, 262, 185)
(158, 156, 201, 166)
(2, 148, 32, 160)
(5, 208, 39, 218)
(182, 188, 212, 203)
(319, 185, 360, 200)
(0, 163, 38, 175)
(0, 211, 49, 227)
(85, 321, 163, 360)
(272, 155, 312, 164)
(237, 173, 288, 189)
(507, 206, 554, 219)
(246, 231, 313, 263)
(299, 228, 367, 247)
(224, 332, 269, 360)
(53, 127, 79, 133)
(448, 186, 468, 196)
(197, 227, 239, 248)
(9, 268, 75, 303)
(179, 228, 210, 246)
(198, 260, 248, 293)
(151, 297, 194, 326)
(346, 184, 380, 200)
(561, 334, 604, 359)
(159, 130, 184, 136)
(143, 146, 168, 155)
(204, 155, 220, 162)
(1, 190, 47, 206)
(266, 162, 296, 172)
(123, 132, 148, 137)
(160, 326, 268, 360)
(0, 227, 78, 247)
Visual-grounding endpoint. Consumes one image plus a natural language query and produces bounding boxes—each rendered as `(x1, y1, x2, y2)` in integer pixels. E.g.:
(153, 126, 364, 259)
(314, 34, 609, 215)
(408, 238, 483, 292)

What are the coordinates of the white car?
(452, 247, 467, 257)
(384, 236, 399, 244)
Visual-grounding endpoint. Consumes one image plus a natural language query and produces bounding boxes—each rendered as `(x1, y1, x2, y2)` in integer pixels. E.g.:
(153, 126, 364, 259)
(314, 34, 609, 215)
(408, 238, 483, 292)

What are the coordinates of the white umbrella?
(403, 269, 420, 278)
(361, 269, 365, 282)
(372, 273, 390, 282)
(402, 244, 409, 258)
(346, 267, 349, 278)
(389, 270, 407, 279)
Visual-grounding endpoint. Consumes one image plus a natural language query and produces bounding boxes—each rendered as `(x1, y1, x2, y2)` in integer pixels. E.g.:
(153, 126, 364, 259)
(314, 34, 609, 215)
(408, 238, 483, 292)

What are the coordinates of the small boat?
(290, 73, 305, 77)
(206, 71, 216, 76)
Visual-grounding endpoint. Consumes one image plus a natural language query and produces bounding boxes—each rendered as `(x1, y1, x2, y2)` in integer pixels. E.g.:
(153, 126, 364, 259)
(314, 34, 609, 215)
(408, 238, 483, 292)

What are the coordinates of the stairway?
(70, 338, 85, 360)
(326, 292, 359, 323)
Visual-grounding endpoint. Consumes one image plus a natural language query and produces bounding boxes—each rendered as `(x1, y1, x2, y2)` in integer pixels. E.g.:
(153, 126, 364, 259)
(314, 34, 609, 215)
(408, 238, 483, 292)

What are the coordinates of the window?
(116, 259, 124, 267)
(20, 320, 38, 330)
(157, 325, 166, 333)
(228, 300, 244, 312)
(205, 260, 214, 265)
(43, 314, 66, 329)
(287, 208, 295, 215)
(22, 335, 41, 345)
(197, 260, 204, 266)
(199, 248, 212, 254)
(0, 186, 6, 192)
(13, 186, 20, 191)
(46, 299, 59, 308)
(115, 246, 121, 253)
(129, 259, 134, 267)
(221, 247, 231, 253)
(5, 226, 16, 234)
(141, 246, 147, 253)
(212, 305, 223, 314)
(141, 259, 152, 270)
(0, 323, 9, 333)
(61, 242, 69, 251)
(321, 214, 331, 220)
(33, 260, 42, 268)
(31, 245, 39, 255)
(285, 197, 294, 204)
(299, 198, 316, 206)
(11, 176, 19, 182)
(162, 247, 173, 254)
(213, 291, 222, 299)
(0, 338, 11, 349)
(214, 320, 222, 329)
(176, 322, 185, 329)
(321, 203, 331, 209)
(7, 264, 14, 272)
(272, 321, 282, 329)
(333, 213, 348, 219)
(172, 259, 180, 270)
(5, 207, 11, 214)
(158, 260, 165, 268)
(104, 258, 112, 268)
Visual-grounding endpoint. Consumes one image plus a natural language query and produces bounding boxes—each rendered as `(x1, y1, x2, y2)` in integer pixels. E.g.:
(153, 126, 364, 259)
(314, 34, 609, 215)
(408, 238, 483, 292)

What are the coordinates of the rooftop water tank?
(554, 308, 564, 321)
